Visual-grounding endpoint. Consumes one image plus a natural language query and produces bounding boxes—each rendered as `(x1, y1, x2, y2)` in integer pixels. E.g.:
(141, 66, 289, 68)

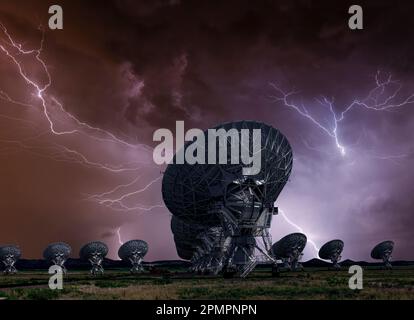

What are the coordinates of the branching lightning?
(279, 209, 320, 256)
(4, 22, 412, 261)
(87, 175, 164, 212)
(116, 227, 124, 246)
(0, 22, 162, 215)
(271, 72, 414, 257)
(0, 22, 151, 149)
(269, 71, 414, 157)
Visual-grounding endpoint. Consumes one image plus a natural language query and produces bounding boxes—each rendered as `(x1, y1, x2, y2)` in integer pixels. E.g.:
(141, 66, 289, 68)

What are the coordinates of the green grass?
(3, 288, 71, 300)
(177, 285, 361, 299)
(0, 267, 413, 300)
(94, 280, 130, 288)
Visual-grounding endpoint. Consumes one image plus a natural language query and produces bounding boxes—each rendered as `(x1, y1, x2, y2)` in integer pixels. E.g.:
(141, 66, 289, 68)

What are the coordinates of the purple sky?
(0, 0, 413, 261)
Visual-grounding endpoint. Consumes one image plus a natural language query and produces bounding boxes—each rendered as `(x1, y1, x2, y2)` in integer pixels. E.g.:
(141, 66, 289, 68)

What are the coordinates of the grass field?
(0, 266, 413, 300)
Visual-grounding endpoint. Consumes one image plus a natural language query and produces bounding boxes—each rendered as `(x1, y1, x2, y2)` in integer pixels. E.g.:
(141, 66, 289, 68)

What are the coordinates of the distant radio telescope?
(318, 240, 344, 270)
(43, 242, 72, 274)
(0, 245, 21, 275)
(118, 240, 148, 273)
(271, 233, 307, 271)
(79, 241, 108, 276)
(163, 121, 293, 277)
(371, 240, 394, 269)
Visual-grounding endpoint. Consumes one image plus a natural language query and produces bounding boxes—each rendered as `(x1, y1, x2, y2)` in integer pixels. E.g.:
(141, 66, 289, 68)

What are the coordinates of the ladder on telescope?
(240, 257, 257, 278)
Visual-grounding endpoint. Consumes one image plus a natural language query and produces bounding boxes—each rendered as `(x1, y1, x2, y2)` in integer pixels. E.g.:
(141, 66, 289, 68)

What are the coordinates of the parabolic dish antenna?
(79, 241, 108, 276)
(371, 240, 394, 269)
(43, 242, 72, 274)
(162, 120, 293, 226)
(0, 245, 21, 275)
(318, 239, 344, 269)
(118, 240, 148, 273)
(163, 120, 293, 277)
(272, 233, 307, 258)
(271, 233, 307, 271)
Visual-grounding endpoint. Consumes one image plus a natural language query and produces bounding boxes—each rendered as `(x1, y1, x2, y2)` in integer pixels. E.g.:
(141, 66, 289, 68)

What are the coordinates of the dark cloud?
(0, 0, 413, 260)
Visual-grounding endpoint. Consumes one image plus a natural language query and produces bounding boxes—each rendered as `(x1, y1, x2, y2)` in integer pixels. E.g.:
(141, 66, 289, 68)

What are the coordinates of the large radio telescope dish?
(118, 240, 148, 273)
(118, 240, 148, 260)
(272, 233, 307, 258)
(43, 242, 72, 274)
(0, 245, 21, 275)
(0, 245, 21, 260)
(43, 242, 71, 261)
(371, 240, 394, 269)
(80, 241, 108, 276)
(319, 239, 344, 269)
(162, 120, 293, 226)
(271, 233, 307, 271)
(80, 241, 108, 260)
(163, 121, 293, 277)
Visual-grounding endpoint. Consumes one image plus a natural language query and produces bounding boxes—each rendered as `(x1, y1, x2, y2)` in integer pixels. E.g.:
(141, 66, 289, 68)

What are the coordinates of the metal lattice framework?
(191, 227, 226, 275)
(79, 241, 108, 276)
(43, 242, 72, 274)
(319, 240, 344, 269)
(118, 240, 148, 273)
(163, 121, 293, 226)
(171, 216, 212, 273)
(0, 245, 21, 275)
(163, 121, 293, 277)
(371, 240, 394, 269)
(271, 233, 307, 271)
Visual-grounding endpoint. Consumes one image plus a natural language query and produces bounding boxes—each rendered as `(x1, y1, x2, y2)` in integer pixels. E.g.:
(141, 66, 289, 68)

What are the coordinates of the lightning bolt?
(88, 175, 164, 212)
(269, 71, 414, 157)
(367, 152, 413, 165)
(116, 227, 124, 246)
(271, 73, 414, 259)
(279, 209, 320, 256)
(0, 22, 162, 214)
(0, 22, 151, 150)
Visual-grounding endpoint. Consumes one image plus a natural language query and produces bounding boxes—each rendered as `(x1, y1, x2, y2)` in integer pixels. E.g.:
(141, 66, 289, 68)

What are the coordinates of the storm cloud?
(0, 0, 413, 261)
